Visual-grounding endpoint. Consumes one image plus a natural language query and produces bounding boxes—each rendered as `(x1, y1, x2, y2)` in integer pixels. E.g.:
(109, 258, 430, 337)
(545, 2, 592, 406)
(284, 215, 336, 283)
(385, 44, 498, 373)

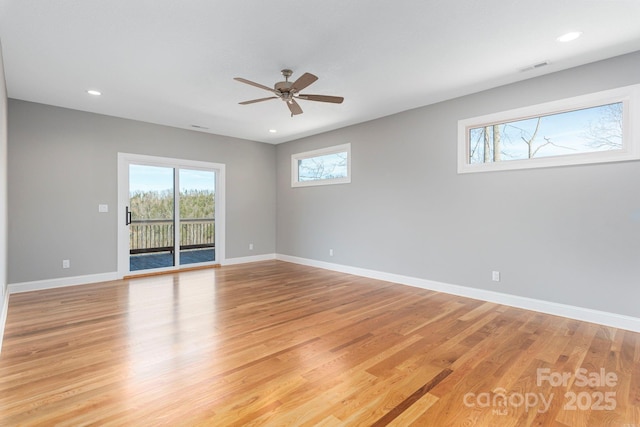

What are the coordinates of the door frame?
(117, 153, 226, 278)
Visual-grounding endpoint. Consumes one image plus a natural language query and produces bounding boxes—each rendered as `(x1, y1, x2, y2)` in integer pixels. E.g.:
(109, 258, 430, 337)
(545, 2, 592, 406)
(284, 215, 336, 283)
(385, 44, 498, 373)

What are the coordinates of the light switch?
(98, 204, 109, 213)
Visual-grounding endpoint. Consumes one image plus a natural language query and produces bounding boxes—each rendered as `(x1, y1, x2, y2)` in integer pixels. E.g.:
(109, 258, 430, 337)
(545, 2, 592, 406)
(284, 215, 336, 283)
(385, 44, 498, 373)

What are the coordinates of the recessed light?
(557, 31, 582, 42)
(269, 129, 277, 133)
(87, 89, 102, 96)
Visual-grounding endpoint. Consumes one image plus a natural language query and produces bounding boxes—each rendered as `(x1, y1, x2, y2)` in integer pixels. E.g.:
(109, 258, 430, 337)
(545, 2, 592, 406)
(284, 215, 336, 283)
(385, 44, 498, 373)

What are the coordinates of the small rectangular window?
(291, 143, 351, 187)
(458, 85, 640, 173)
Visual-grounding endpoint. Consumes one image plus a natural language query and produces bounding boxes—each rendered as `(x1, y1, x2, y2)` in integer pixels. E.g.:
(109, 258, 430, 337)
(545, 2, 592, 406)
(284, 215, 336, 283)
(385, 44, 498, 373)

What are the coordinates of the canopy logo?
(462, 368, 619, 415)
(463, 388, 552, 415)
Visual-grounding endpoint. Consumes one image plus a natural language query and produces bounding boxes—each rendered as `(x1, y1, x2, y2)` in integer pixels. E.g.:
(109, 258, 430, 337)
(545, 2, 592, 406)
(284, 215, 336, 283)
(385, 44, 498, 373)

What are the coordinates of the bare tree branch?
(584, 103, 623, 150)
(519, 117, 542, 158)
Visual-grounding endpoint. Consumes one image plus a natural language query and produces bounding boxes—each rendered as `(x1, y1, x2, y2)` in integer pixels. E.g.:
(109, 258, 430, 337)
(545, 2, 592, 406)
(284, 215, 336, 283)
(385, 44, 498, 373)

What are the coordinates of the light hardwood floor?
(1, 261, 638, 426)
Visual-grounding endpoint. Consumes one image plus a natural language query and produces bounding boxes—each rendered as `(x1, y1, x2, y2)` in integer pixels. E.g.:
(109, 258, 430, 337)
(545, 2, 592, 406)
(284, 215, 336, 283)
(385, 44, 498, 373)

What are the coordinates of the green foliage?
(130, 190, 214, 220)
(179, 189, 215, 219)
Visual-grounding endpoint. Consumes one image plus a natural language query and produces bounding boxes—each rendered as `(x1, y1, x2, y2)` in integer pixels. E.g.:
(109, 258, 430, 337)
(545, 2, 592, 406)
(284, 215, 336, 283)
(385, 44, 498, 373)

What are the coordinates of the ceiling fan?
(234, 69, 344, 116)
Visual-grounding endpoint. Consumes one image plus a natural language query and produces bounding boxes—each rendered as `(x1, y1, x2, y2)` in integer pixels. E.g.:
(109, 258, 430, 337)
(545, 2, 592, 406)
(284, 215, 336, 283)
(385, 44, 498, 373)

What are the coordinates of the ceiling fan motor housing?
(275, 81, 293, 93)
(275, 68, 294, 97)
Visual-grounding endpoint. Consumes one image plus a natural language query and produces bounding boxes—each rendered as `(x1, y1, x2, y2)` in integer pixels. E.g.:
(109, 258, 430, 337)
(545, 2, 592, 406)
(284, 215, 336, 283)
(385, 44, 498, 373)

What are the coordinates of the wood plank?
(0, 260, 638, 425)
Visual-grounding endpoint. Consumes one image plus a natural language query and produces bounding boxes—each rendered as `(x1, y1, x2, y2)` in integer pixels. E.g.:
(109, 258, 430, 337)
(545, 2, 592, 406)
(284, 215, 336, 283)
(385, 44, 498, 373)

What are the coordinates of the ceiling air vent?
(520, 61, 550, 72)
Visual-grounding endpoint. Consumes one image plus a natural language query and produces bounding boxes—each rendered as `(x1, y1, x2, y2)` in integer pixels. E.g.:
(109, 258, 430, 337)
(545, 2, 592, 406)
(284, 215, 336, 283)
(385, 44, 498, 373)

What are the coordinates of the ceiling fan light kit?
(234, 69, 344, 117)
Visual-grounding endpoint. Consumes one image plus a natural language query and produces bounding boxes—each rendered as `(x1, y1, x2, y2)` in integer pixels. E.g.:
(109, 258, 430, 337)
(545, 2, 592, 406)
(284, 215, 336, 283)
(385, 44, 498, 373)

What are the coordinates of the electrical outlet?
(329, 249, 334, 256)
(249, 243, 254, 250)
(63, 259, 70, 269)
(492, 271, 500, 282)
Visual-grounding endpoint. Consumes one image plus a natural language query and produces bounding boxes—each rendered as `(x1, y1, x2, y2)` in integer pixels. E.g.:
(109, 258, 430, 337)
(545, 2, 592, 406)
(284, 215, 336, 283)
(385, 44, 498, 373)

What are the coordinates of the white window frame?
(291, 143, 351, 187)
(457, 84, 640, 174)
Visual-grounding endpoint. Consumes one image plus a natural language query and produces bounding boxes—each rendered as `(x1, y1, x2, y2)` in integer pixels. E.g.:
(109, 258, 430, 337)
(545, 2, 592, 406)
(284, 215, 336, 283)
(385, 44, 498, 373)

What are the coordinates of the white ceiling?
(1, 1, 639, 144)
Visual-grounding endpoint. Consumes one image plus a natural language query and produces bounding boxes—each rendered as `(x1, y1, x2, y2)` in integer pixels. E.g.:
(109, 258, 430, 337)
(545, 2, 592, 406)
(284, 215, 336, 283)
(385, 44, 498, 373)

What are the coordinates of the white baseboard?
(0, 287, 8, 355)
(223, 253, 276, 266)
(5, 255, 279, 295)
(276, 254, 640, 333)
(8, 272, 119, 294)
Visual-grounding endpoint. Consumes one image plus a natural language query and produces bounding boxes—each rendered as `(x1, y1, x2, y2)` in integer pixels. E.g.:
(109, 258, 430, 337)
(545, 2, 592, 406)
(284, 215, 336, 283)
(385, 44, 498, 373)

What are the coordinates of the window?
(458, 84, 640, 173)
(291, 143, 351, 187)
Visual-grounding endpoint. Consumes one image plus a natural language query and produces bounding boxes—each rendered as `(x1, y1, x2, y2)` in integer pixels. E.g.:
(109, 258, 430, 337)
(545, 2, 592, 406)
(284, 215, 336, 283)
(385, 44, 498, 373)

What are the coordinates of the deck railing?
(130, 219, 215, 254)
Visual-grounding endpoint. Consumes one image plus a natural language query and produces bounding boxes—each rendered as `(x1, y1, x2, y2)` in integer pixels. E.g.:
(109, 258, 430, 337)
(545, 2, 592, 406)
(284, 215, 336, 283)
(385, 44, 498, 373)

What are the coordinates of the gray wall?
(8, 101, 276, 283)
(0, 42, 7, 299)
(5, 51, 640, 318)
(276, 51, 640, 318)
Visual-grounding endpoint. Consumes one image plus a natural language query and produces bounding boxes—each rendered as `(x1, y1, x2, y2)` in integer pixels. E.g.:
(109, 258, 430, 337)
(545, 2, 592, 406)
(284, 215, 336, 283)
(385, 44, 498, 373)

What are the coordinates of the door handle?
(126, 206, 132, 225)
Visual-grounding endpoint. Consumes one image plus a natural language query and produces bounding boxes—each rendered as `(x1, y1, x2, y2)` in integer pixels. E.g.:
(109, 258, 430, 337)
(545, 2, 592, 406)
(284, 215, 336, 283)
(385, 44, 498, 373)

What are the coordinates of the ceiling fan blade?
(234, 77, 277, 94)
(298, 94, 344, 104)
(291, 72, 318, 92)
(239, 96, 278, 105)
(287, 99, 303, 116)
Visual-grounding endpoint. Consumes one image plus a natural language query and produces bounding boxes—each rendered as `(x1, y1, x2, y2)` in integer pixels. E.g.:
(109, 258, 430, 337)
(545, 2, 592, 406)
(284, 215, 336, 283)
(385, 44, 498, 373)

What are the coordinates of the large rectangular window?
(291, 143, 351, 187)
(458, 84, 640, 173)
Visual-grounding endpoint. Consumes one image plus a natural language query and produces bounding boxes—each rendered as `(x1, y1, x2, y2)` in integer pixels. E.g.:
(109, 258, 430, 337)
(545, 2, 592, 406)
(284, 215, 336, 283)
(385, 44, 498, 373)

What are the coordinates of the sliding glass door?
(118, 154, 225, 277)
(128, 164, 176, 271)
(178, 168, 216, 266)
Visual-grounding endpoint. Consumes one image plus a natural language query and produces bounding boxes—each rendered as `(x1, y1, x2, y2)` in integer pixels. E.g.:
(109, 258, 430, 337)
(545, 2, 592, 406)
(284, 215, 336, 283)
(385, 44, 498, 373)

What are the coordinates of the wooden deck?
(1, 260, 638, 426)
(129, 248, 215, 271)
